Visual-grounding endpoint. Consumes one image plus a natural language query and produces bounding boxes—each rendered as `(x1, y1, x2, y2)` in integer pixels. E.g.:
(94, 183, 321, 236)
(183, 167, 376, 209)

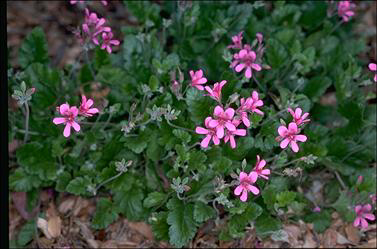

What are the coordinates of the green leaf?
(193, 202, 216, 223)
(97, 66, 128, 85)
(55, 172, 71, 192)
(227, 203, 263, 239)
(162, 53, 180, 71)
(336, 100, 363, 136)
(9, 168, 41, 192)
(167, 198, 197, 248)
(16, 142, 57, 180)
(255, 214, 282, 238)
(17, 220, 36, 246)
(143, 192, 167, 208)
(66, 176, 91, 196)
(186, 88, 212, 124)
(212, 156, 233, 174)
(303, 76, 331, 101)
(124, 136, 148, 154)
(172, 129, 192, 144)
(304, 210, 331, 233)
(276, 191, 296, 207)
(152, 211, 170, 241)
(331, 191, 354, 222)
(91, 198, 119, 230)
(149, 75, 160, 91)
(188, 150, 207, 171)
(266, 38, 289, 68)
(146, 133, 163, 162)
(114, 187, 145, 221)
(19, 27, 49, 68)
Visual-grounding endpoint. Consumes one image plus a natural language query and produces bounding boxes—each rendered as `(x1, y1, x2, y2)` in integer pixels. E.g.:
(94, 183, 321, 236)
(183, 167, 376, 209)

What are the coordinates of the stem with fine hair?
(166, 119, 195, 133)
(84, 49, 96, 80)
(23, 102, 30, 144)
(95, 171, 124, 194)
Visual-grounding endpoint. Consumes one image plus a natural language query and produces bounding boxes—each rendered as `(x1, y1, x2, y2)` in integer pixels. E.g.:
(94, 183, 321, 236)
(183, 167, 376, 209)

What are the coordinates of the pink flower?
(227, 31, 243, 49)
(208, 106, 236, 139)
(234, 171, 259, 202)
(252, 155, 270, 180)
(83, 9, 111, 45)
(205, 80, 227, 103)
(224, 119, 247, 149)
(234, 49, 262, 78)
(353, 204, 375, 229)
(189, 69, 207, 90)
(78, 95, 99, 117)
(277, 122, 307, 153)
(248, 91, 264, 115)
(313, 206, 321, 212)
(195, 117, 221, 148)
(53, 103, 80, 138)
(101, 0, 108, 6)
(337, 1, 355, 22)
(357, 175, 363, 184)
(287, 107, 310, 126)
(369, 63, 377, 82)
(256, 32, 263, 44)
(100, 31, 120, 53)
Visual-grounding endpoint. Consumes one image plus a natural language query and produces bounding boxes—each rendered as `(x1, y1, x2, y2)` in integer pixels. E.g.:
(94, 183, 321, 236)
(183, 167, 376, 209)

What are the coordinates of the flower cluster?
(53, 95, 99, 137)
(73, 8, 120, 53)
(234, 155, 270, 202)
(195, 90, 264, 149)
(228, 32, 268, 79)
(337, 1, 356, 22)
(276, 107, 309, 153)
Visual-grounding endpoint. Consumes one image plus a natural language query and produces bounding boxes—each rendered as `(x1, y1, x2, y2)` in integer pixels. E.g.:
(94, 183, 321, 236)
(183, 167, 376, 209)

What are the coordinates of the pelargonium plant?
(8, 1, 376, 248)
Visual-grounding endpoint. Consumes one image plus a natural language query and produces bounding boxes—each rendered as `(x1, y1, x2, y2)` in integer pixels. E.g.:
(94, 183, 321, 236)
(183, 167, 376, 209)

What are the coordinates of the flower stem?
(334, 171, 347, 191)
(103, 113, 113, 130)
(84, 49, 96, 80)
(166, 119, 195, 133)
(95, 171, 124, 194)
(23, 102, 30, 144)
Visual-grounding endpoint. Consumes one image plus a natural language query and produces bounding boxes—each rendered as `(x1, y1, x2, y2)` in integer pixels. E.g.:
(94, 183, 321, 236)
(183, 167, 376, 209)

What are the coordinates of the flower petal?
(216, 126, 225, 139)
(234, 129, 246, 136)
(278, 126, 288, 136)
(258, 159, 266, 169)
(249, 171, 258, 183)
(288, 122, 298, 134)
(224, 108, 235, 119)
(224, 122, 236, 132)
(248, 185, 260, 195)
(295, 108, 302, 118)
(353, 217, 361, 227)
(240, 189, 248, 202)
(290, 141, 299, 153)
(208, 120, 219, 128)
(59, 103, 70, 115)
(63, 123, 71, 137)
(360, 218, 369, 229)
(212, 135, 220, 145)
(239, 172, 248, 181)
(234, 185, 243, 196)
(295, 135, 307, 142)
(53, 117, 66, 125)
(235, 63, 245, 72)
(280, 138, 290, 149)
(245, 67, 252, 78)
(369, 63, 377, 71)
(200, 135, 212, 148)
(72, 122, 81, 132)
(251, 63, 261, 71)
(363, 214, 375, 221)
(214, 106, 224, 117)
(230, 136, 236, 149)
(196, 127, 209, 134)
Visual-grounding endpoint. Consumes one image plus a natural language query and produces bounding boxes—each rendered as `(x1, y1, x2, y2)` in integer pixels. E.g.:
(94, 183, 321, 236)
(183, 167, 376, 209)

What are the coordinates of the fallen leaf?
(284, 224, 302, 247)
(37, 217, 52, 239)
(303, 231, 317, 248)
(58, 196, 76, 214)
(47, 216, 62, 238)
(323, 228, 337, 248)
(101, 240, 118, 248)
(336, 231, 352, 245)
(345, 223, 361, 244)
(126, 220, 154, 241)
(11, 192, 40, 220)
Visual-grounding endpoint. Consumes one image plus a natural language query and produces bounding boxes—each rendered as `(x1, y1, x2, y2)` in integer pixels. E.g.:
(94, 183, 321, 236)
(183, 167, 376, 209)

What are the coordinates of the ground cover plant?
(8, 0, 376, 247)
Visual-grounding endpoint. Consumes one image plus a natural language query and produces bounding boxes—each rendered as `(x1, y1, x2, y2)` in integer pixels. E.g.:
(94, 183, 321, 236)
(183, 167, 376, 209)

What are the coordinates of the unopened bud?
(184, 185, 191, 192)
(357, 175, 363, 184)
(256, 33, 263, 44)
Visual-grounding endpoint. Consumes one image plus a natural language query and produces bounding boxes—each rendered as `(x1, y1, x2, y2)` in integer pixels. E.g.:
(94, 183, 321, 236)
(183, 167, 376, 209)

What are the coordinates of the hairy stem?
(23, 102, 30, 144)
(84, 49, 96, 80)
(166, 119, 195, 133)
(95, 171, 123, 194)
